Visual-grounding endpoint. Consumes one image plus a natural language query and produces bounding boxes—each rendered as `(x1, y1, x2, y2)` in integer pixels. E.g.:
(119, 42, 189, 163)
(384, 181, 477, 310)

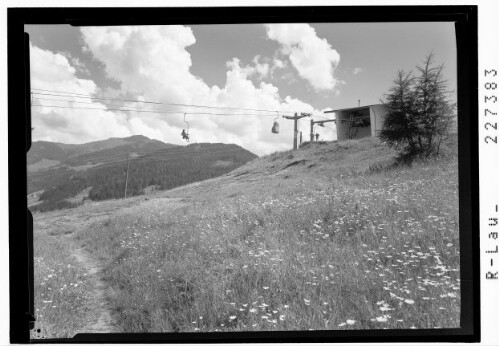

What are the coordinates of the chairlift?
(271, 114, 280, 134)
(182, 113, 190, 142)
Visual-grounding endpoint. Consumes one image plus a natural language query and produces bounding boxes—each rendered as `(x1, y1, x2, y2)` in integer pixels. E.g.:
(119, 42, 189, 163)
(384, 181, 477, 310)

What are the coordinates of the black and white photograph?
(5, 4, 485, 344)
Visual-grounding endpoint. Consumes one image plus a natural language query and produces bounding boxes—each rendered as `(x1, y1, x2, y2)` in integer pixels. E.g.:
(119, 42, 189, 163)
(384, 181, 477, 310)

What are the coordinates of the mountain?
(28, 135, 176, 168)
(28, 135, 179, 193)
(27, 136, 258, 212)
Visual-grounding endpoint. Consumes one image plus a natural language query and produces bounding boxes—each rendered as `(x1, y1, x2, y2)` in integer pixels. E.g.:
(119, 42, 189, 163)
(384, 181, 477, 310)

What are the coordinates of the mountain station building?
(324, 104, 387, 141)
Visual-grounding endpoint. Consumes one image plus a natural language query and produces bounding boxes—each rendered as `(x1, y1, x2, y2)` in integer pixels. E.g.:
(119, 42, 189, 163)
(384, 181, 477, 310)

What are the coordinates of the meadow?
(31, 224, 93, 338)
(31, 136, 460, 336)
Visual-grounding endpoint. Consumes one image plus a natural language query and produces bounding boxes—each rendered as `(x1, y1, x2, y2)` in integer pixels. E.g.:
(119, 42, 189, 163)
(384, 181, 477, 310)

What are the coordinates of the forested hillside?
(29, 143, 257, 212)
(28, 135, 178, 193)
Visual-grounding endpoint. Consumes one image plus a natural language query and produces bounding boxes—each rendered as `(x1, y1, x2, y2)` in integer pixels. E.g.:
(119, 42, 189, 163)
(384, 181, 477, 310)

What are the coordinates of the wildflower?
(229, 316, 237, 320)
(371, 315, 388, 322)
(346, 319, 356, 325)
(304, 299, 310, 305)
(338, 322, 346, 327)
(249, 308, 257, 313)
(404, 299, 415, 304)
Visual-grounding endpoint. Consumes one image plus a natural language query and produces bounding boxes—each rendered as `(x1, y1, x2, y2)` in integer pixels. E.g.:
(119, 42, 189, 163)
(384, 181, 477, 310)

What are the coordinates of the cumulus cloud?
(32, 26, 327, 155)
(58, 51, 91, 76)
(80, 26, 321, 154)
(353, 67, 363, 75)
(265, 24, 341, 92)
(30, 44, 133, 143)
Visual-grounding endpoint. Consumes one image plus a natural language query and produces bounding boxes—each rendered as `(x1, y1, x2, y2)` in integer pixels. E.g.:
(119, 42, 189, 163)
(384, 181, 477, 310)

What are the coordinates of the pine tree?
(380, 53, 456, 161)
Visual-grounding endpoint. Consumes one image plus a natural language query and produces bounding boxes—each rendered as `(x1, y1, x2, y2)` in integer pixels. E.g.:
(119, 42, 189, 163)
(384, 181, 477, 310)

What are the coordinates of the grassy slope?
(33, 135, 460, 335)
(77, 136, 459, 332)
(31, 219, 93, 338)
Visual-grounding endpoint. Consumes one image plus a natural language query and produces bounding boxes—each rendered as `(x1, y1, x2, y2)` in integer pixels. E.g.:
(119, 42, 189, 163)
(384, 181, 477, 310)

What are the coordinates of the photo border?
(8, 5, 479, 343)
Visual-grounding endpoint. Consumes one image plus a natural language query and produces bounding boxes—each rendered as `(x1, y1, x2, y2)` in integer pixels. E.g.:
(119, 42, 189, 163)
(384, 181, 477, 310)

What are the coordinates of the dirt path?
(71, 246, 117, 333)
(32, 194, 187, 336)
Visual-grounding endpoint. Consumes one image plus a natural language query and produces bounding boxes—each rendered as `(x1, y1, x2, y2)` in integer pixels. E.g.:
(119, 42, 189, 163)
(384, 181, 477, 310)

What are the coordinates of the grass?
(74, 136, 460, 332)
(31, 229, 93, 338)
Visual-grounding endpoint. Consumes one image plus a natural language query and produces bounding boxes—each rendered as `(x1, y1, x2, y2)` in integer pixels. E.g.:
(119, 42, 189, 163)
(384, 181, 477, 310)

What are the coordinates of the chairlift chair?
(182, 113, 190, 142)
(271, 114, 280, 134)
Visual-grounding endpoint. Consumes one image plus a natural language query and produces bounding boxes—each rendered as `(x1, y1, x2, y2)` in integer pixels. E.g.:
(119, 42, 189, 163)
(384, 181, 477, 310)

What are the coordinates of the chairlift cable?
(31, 88, 296, 114)
(32, 103, 282, 117)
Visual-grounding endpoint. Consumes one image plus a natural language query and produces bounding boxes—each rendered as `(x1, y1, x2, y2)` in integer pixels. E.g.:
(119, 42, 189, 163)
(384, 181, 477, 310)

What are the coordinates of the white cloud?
(252, 55, 270, 79)
(353, 67, 363, 75)
(30, 44, 134, 144)
(273, 58, 286, 69)
(265, 24, 341, 92)
(32, 26, 324, 156)
(58, 51, 91, 76)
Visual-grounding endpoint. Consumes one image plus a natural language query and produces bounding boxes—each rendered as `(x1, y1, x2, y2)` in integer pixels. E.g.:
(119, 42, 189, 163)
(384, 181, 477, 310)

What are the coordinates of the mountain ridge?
(28, 137, 259, 211)
(28, 135, 178, 167)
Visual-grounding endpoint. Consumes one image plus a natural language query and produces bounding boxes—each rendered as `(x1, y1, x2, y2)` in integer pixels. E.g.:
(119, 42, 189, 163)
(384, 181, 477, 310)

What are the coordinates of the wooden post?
(310, 119, 314, 142)
(124, 152, 130, 198)
(283, 112, 311, 150)
(300, 131, 303, 146)
(293, 113, 298, 149)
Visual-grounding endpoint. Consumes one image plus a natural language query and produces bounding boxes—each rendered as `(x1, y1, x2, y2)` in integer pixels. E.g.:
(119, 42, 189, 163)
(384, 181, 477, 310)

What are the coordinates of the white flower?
(346, 319, 356, 325)
(372, 315, 389, 322)
(379, 306, 393, 311)
(404, 299, 415, 304)
(229, 315, 237, 320)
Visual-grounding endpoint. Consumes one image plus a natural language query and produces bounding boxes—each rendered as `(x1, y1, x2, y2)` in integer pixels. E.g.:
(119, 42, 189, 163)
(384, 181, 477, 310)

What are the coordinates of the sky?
(25, 22, 456, 156)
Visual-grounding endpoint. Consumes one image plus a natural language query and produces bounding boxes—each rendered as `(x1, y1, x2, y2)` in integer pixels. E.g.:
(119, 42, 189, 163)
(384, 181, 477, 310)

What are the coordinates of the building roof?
(324, 103, 383, 114)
